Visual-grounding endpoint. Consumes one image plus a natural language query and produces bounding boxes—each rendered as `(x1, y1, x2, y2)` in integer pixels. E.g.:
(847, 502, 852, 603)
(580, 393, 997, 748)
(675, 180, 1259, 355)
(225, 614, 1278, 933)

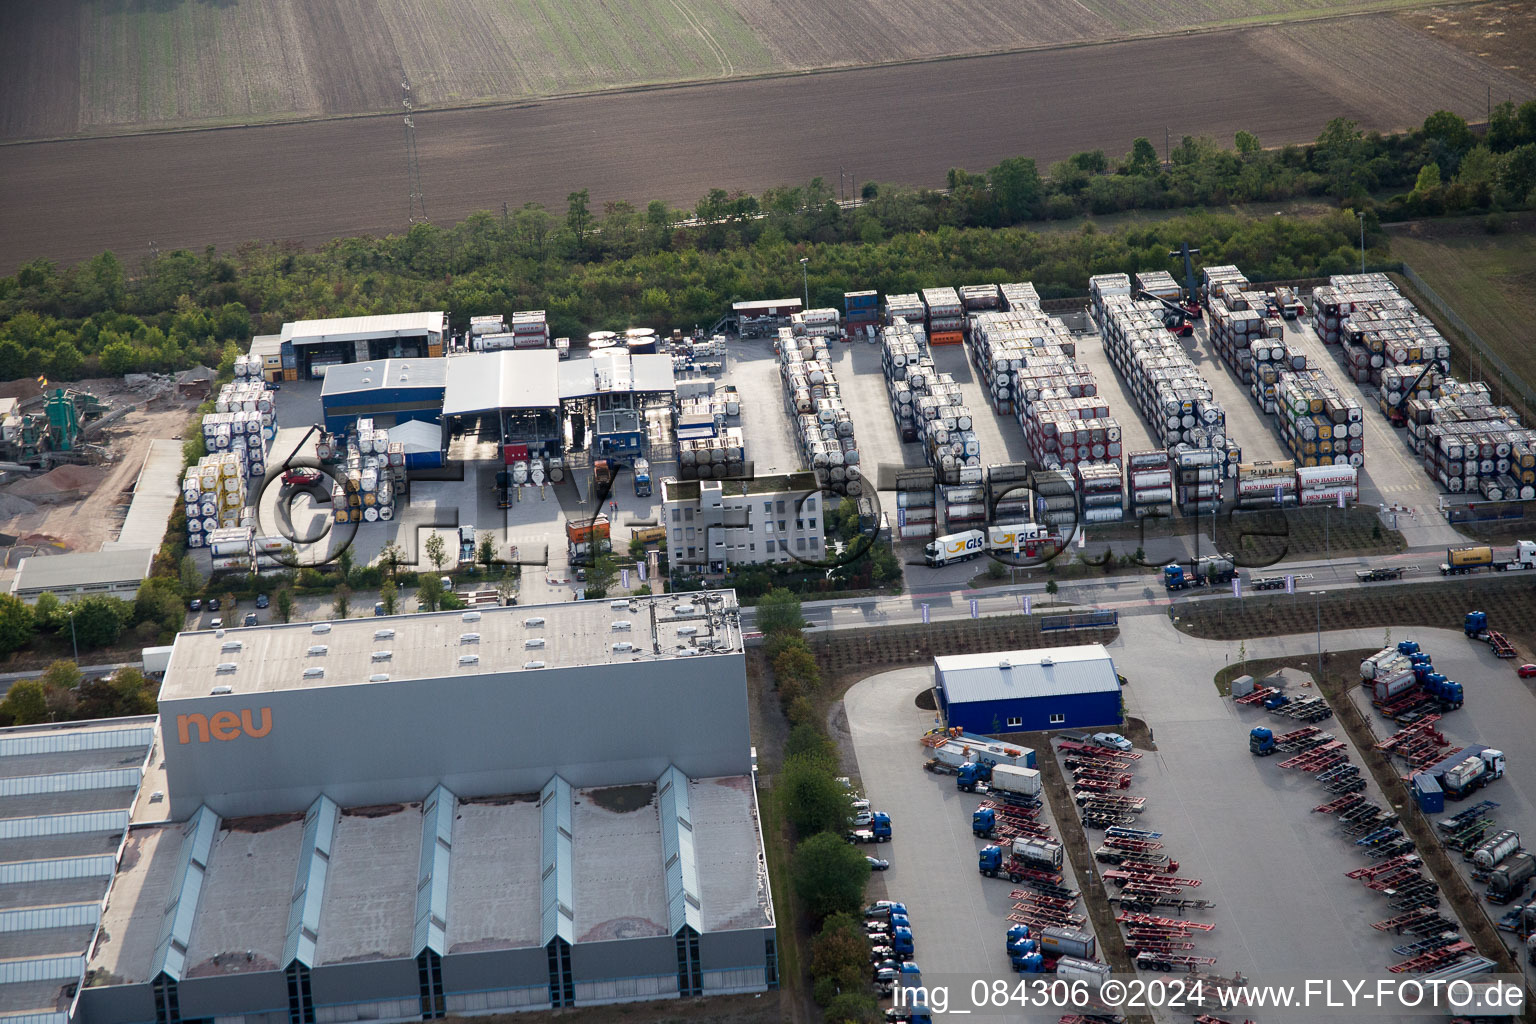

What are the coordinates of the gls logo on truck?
(176, 708, 273, 744)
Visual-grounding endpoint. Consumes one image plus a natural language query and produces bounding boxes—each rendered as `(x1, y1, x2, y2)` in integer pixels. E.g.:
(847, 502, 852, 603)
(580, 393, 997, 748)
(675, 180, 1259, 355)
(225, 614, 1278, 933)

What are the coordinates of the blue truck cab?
(1249, 727, 1276, 756)
(890, 926, 914, 959)
(869, 812, 892, 840)
(973, 806, 998, 837)
(956, 761, 992, 792)
(1465, 611, 1489, 637)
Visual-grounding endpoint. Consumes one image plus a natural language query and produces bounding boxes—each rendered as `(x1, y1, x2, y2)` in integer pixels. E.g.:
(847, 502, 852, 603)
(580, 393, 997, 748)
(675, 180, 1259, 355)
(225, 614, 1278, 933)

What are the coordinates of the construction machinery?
(1170, 243, 1204, 320)
(1, 387, 109, 467)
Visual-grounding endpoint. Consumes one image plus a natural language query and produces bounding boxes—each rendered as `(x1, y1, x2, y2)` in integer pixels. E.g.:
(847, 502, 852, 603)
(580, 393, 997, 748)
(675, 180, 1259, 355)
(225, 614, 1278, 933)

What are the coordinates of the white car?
(1091, 732, 1133, 752)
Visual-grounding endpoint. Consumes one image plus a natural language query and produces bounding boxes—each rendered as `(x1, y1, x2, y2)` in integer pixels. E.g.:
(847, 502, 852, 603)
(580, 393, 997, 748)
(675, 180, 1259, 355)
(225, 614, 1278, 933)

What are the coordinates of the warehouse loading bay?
(843, 619, 1536, 1023)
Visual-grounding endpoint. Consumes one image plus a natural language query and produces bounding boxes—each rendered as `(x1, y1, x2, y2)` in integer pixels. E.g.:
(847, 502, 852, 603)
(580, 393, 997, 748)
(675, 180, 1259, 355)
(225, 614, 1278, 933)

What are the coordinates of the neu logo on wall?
(176, 708, 273, 744)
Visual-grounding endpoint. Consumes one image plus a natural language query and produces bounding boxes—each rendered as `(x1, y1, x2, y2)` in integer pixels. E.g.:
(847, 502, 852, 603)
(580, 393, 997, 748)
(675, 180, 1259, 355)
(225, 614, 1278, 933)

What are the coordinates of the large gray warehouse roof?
(11, 546, 155, 599)
(280, 312, 446, 346)
(161, 591, 742, 700)
(557, 353, 675, 397)
(442, 350, 561, 414)
(935, 644, 1118, 703)
(320, 358, 448, 397)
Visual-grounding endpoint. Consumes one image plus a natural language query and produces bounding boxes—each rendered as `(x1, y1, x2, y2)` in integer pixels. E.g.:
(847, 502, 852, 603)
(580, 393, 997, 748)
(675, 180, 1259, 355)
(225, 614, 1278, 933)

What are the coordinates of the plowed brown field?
(1, 17, 1529, 273)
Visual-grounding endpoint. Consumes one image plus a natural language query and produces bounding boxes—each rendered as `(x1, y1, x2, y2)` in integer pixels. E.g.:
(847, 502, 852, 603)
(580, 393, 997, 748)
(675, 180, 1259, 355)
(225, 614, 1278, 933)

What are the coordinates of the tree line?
(2, 108, 1533, 380)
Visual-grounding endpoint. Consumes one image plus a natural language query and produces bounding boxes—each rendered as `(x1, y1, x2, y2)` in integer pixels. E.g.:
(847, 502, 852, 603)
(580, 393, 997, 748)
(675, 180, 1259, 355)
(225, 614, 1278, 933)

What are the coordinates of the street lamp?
(1315, 590, 1326, 682)
(68, 610, 78, 663)
(799, 257, 810, 309)
(1358, 211, 1366, 274)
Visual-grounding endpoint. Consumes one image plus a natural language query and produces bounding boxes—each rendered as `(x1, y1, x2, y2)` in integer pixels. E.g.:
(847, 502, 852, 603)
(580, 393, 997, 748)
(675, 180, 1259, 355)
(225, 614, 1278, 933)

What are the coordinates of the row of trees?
(757, 590, 884, 1023)
(0, 660, 158, 726)
(6, 110, 1531, 382)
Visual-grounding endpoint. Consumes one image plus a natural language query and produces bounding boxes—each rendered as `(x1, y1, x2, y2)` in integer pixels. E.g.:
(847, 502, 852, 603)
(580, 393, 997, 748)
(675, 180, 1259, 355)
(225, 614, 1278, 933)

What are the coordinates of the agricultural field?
(4, 16, 1529, 275)
(1397, 1, 1536, 85)
(0, 0, 1497, 141)
(1389, 222, 1536, 408)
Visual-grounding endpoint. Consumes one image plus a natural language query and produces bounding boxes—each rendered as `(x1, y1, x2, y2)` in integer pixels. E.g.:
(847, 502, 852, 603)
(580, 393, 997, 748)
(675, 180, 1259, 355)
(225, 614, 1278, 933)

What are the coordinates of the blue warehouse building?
(933, 644, 1121, 735)
(320, 357, 448, 433)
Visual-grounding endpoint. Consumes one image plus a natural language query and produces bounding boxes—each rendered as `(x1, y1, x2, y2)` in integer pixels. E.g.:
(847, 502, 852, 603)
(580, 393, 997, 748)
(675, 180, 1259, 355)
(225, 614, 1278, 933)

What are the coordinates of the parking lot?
(1342, 627, 1536, 975)
(844, 666, 1096, 1022)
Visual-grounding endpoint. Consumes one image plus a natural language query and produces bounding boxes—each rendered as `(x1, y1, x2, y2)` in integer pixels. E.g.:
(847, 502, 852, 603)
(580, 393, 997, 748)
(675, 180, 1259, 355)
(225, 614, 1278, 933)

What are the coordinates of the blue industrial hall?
(319, 357, 448, 433)
(932, 644, 1122, 735)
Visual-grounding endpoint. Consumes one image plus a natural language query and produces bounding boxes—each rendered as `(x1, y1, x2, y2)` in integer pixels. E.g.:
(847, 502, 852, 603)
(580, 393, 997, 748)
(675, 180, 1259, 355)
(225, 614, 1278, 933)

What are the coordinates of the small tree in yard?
(1046, 580, 1059, 596)
(179, 554, 203, 592)
(276, 589, 294, 624)
(756, 588, 804, 635)
(0, 680, 48, 725)
(810, 913, 872, 999)
(792, 832, 871, 922)
(0, 594, 35, 657)
(332, 585, 351, 619)
(379, 541, 405, 580)
(583, 555, 618, 599)
(425, 533, 448, 574)
(477, 535, 497, 575)
(381, 578, 398, 616)
(778, 756, 853, 838)
(336, 548, 354, 586)
(417, 574, 443, 613)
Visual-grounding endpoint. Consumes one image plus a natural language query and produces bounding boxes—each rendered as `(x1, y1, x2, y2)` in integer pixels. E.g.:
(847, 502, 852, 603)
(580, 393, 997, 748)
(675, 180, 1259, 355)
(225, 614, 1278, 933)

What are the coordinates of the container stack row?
(182, 452, 251, 548)
(678, 429, 747, 479)
(1406, 382, 1536, 499)
(884, 293, 925, 326)
(232, 354, 265, 380)
(677, 387, 741, 427)
(1296, 463, 1359, 506)
(1276, 369, 1366, 468)
(959, 284, 1001, 315)
(968, 305, 1083, 418)
(894, 467, 938, 542)
(1126, 450, 1172, 518)
(1235, 460, 1298, 510)
(881, 317, 930, 443)
(1098, 292, 1236, 469)
(206, 381, 278, 478)
(844, 290, 879, 334)
(1088, 273, 1132, 329)
(511, 309, 550, 348)
(1020, 397, 1122, 474)
(776, 328, 863, 495)
(1030, 467, 1077, 532)
(1076, 462, 1125, 523)
(1312, 274, 1450, 386)
(329, 419, 406, 524)
(923, 287, 965, 346)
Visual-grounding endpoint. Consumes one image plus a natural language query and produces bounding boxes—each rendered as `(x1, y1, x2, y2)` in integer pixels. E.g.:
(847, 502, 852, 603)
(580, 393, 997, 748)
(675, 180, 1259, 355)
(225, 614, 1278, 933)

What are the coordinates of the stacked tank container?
(206, 526, 256, 574)
(1134, 270, 1182, 305)
(677, 388, 741, 428)
(1276, 369, 1365, 468)
(1029, 468, 1077, 531)
(1235, 460, 1299, 510)
(792, 308, 843, 340)
(1098, 296, 1231, 459)
(205, 381, 277, 478)
(331, 418, 405, 525)
(882, 318, 929, 442)
(1379, 364, 1442, 416)
(1296, 463, 1358, 506)
(1406, 382, 1536, 498)
(1126, 450, 1172, 518)
(968, 305, 1083, 417)
(922, 288, 965, 345)
(1020, 397, 1121, 472)
(884, 293, 925, 326)
(1075, 462, 1124, 523)
(233, 354, 264, 380)
(510, 310, 550, 348)
(986, 463, 1033, 521)
(1312, 275, 1450, 386)
(894, 468, 938, 541)
(183, 452, 250, 548)
(959, 284, 1001, 317)
(844, 291, 879, 333)
(776, 329, 862, 495)
(1088, 274, 1133, 329)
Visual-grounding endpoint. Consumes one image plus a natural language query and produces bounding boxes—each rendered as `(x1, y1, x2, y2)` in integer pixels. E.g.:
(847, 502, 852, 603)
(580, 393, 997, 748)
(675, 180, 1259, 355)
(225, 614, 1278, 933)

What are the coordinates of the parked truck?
(1470, 830, 1521, 871)
(1425, 745, 1506, 800)
(1038, 926, 1097, 961)
(458, 524, 477, 568)
(979, 837, 1064, 881)
(1163, 553, 1236, 591)
(632, 458, 652, 497)
(1054, 957, 1111, 988)
(925, 525, 1059, 566)
(1486, 851, 1536, 904)
(924, 529, 987, 566)
(847, 812, 892, 843)
(981, 764, 1042, 807)
(1440, 541, 1536, 576)
(1249, 727, 1277, 756)
(1464, 610, 1518, 657)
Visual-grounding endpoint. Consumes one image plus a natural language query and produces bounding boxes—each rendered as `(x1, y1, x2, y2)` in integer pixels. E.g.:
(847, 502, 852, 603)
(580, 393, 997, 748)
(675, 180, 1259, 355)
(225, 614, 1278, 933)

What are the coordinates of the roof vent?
(611, 620, 632, 631)
(462, 611, 481, 623)
(370, 673, 390, 682)
(215, 663, 238, 675)
(221, 640, 242, 652)
(1039, 656, 1054, 666)
(613, 641, 634, 653)
(524, 661, 546, 670)
(677, 625, 698, 636)
(524, 616, 545, 628)
(458, 654, 480, 666)
(674, 604, 696, 614)
(312, 623, 332, 635)
(214, 629, 225, 639)
(998, 658, 1012, 669)
(303, 667, 325, 679)
(307, 644, 329, 656)
(459, 632, 481, 644)
(374, 628, 395, 640)
(150, 791, 164, 803)
(610, 600, 630, 609)
(678, 647, 701, 658)
(371, 650, 392, 661)
(525, 638, 545, 649)
(210, 685, 234, 695)
(361, 378, 371, 385)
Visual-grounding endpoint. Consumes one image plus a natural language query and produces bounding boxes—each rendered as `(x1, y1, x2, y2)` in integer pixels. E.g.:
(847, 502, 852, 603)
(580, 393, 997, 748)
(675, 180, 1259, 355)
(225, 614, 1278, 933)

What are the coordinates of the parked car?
(188, 598, 202, 612)
(1518, 664, 1536, 679)
(209, 617, 223, 629)
(866, 857, 890, 871)
(254, 593, 270, 609)
(268, 381, 281, 391)
(207, 597, 220, 611)
(1091, 732, 1133, 752)
(282, 467, 323, 487)
(243, 613, 258, 627)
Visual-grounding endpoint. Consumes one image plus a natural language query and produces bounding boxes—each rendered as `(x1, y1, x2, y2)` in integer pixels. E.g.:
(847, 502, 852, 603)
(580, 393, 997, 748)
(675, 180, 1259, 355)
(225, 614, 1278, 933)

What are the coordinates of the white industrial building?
(6, 592, 774, 1024)
(10, 547, 156, 601)
(660, 473, 826, 570)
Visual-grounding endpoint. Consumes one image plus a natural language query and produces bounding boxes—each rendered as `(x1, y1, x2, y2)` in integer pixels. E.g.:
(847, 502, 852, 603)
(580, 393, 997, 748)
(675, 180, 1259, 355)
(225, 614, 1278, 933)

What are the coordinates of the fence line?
(1396, 262, 1536, 413)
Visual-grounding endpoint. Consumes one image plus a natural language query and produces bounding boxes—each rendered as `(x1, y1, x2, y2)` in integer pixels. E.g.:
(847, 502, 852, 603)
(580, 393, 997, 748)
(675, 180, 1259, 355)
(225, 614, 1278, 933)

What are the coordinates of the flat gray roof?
(0, 875, 108, 911)
(558, 353, 675, 398)
(103, 440, 184, 553)
(442, 350, 560, 415)
(161, 591, 742, 700)
(315, 803, 421, 965)
(183, 817, 304, 978)
(281, 312, 446, 346)
(91, 825, 186, 986)
(691, 776, 773, 932)
(571, 788, 667, 942)
(0, 746, 147, 781)
(249, 335, 282, 360)
(446, 798, 542, 954)
(935, 644, 1119, 703)
(11, 547, 154, 596)
(320, 358, 448, 397)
